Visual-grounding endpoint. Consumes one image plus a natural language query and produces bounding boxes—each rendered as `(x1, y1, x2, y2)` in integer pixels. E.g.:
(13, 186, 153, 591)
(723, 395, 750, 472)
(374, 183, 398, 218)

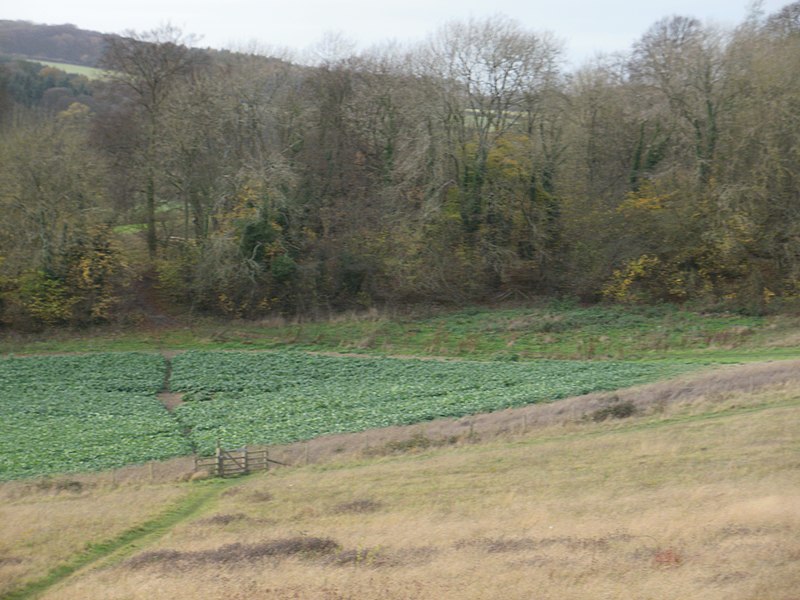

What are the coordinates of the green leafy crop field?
(0, 353, 191, 480)
(171, 351, 666, 454)
(0, 350, 672, 479)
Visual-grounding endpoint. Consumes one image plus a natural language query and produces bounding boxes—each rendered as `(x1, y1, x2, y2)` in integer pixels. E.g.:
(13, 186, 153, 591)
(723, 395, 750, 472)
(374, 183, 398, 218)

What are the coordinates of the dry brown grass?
(0, 481, 189, 596)
(34, 376, 800, 600)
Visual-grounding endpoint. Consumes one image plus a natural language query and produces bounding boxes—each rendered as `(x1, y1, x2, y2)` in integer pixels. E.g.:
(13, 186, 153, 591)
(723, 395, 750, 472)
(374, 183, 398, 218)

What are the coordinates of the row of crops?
(0, 351, 666, 479)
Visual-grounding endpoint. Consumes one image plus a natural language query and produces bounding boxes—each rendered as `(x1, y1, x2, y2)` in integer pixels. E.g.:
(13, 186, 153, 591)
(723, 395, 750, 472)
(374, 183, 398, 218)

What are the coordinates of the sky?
(3, 0, 791, 65)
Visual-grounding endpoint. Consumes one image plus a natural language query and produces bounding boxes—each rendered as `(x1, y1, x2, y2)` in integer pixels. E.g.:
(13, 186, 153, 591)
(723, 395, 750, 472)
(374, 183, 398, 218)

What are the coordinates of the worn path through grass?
(1, 479, 235, 600)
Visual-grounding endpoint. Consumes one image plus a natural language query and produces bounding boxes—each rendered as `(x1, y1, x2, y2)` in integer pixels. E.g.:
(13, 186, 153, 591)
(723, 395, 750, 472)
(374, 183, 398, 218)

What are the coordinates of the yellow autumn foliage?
(602, 254, 661, 303)
(617, 183, 670, 216)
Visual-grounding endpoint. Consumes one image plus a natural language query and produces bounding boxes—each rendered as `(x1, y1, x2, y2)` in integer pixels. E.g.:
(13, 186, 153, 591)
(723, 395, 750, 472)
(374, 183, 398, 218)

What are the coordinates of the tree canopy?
(2, 6, 800, 328)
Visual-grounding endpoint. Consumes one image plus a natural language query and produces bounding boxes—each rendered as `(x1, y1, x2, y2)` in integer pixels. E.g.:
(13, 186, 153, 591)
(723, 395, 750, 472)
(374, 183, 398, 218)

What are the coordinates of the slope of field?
(2, 373, 797, 600)
(1, 300, 799, 598)
(0, 482, 193, 599)
(0, 353, 191, 480)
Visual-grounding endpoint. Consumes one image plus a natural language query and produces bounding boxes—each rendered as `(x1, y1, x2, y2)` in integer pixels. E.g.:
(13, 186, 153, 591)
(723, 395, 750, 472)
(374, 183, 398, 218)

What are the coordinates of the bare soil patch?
(156, 392, 184, 412)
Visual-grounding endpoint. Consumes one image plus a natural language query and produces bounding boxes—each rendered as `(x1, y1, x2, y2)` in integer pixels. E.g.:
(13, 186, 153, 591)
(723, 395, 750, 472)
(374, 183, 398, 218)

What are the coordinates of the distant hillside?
(0, 20, 114, 66)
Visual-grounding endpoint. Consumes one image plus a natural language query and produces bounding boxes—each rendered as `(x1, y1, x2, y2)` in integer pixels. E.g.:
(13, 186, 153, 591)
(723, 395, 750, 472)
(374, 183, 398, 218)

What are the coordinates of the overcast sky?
(3, 0, 791, 65)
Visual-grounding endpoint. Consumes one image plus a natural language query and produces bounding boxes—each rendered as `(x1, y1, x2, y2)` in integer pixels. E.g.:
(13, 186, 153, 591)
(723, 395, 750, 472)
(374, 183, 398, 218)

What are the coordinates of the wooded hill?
(0, 20, 110, 66)
(1, 5, 800, 329)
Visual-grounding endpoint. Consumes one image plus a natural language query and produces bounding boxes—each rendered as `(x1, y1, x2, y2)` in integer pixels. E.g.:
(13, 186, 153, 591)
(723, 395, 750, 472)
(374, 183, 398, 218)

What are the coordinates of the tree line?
(1, 4, 799, 328)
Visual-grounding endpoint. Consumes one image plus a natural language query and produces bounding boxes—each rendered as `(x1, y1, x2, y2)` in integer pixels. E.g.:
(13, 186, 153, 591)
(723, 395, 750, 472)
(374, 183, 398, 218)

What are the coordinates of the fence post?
(216, 441, 223, 478)
(244, 447, 250, 474)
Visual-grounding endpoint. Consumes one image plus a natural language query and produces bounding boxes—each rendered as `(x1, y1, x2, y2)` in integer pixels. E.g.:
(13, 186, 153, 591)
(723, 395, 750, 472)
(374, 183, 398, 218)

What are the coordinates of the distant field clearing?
(33, 59, 107, 79)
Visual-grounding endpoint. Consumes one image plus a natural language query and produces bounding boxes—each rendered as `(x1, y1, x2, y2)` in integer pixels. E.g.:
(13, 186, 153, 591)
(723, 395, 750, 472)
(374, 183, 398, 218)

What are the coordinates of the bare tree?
(765, 0, 800, 36)
(101, 25, 202, 258)
(630, 16, 731, 185)
(419, 16, 562, 232)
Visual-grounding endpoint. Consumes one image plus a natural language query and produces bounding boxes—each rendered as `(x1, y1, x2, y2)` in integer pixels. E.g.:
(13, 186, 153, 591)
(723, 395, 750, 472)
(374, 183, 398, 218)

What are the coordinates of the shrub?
(6, 270, 76, 328)
(592, 399, 637, 422)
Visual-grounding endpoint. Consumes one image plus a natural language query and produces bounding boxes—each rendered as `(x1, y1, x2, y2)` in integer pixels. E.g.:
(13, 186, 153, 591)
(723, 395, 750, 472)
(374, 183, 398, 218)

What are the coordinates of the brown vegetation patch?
(125, 538, 435, 572)
(717, 525, 777, 538)
(327, 546, 437, 568)
(32, 478, 91, 494)
(465, 537, 539, 553)
(126, 537, 341, 569)
(198, 513, 249, 526)
(456, 534, 632, 554)
(366, 432, 460, 457)
(249, 490, 274, 502)
(651, 547, 683, 568)
(331, 499, 384, 514)
(591, 398, 637, 422)
(0, 556, 24, 566)
(702, 571, 750, 585)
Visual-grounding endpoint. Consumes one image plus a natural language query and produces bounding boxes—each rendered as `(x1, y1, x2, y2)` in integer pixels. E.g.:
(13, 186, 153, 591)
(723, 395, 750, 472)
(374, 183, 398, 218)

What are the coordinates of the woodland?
(1, 4, 799, 329)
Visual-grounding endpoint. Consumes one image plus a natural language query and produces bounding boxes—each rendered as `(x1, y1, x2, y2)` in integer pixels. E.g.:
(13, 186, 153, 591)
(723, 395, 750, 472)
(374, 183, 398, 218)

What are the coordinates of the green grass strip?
(0, 478, 236, 600)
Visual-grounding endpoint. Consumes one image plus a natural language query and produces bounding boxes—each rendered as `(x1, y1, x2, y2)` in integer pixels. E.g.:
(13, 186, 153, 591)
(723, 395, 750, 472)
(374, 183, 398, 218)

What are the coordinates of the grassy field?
(0, 482, 193, 599)
(1, 369, 798, 600)
(3, 303, 800, 362)
(32, 60, 107, 79)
